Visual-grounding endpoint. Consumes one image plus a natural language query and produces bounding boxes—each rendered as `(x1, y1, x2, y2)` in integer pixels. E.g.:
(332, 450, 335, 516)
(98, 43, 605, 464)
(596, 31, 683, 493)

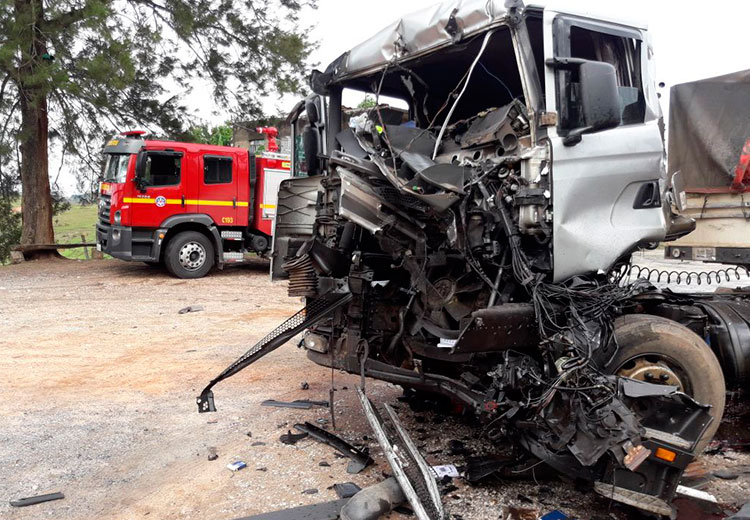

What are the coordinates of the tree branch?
(42, 6, 90, 31)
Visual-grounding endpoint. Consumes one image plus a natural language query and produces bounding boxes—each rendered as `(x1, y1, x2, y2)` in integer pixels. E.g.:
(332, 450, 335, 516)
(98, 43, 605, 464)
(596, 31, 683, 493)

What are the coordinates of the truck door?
(546, 15, 666, 282)
(129, 150, 187, 227)
(200, 154, 237, 226)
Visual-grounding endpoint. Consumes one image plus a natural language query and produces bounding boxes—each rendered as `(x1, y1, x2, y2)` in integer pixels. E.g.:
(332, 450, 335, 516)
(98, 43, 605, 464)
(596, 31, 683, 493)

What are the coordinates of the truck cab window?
(103, 154, 130, 183)
(204, 156, 232, 184)
(144, 153, 181, 186)
(569, 26, 645, 126)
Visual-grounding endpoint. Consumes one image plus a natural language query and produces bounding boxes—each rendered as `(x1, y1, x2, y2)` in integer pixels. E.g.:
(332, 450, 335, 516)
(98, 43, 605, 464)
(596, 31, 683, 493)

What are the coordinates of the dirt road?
(0, 258, 747, 520)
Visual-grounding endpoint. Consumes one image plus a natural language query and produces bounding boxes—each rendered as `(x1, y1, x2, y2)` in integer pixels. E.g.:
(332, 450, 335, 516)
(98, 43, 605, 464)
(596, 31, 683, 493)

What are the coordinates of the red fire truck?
(95, 130, 291, 278)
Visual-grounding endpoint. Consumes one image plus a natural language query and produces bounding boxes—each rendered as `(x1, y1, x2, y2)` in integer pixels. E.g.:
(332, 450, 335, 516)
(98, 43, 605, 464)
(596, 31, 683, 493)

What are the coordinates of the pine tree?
(0, 0, 314, 255)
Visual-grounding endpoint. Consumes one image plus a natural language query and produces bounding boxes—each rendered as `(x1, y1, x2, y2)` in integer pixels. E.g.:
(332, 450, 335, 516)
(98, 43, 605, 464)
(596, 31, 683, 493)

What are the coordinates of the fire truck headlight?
(114, 210, 121, 225)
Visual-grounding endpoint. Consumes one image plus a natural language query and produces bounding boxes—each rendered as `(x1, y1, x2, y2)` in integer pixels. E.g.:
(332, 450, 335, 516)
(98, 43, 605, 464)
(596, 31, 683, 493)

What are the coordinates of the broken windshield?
(340, 26, 523, 129)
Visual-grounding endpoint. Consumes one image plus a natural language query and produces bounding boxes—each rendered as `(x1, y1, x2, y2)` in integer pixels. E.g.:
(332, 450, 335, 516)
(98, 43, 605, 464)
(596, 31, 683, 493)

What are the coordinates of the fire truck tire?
(611, 315, 726, 453)
(164, 231, 215, 279)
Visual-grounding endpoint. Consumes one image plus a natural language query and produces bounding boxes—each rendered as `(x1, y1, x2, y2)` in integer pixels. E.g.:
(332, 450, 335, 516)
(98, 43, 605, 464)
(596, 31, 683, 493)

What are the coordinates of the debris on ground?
(279, 430, 308, 445)
(227, 461, 247, 472)
(261, 399, 329, 409)
(726, 503, 750, 520)
(293, 421, 373, 474)
(500, 505, 540, 520)
(233, 499, 349, 520)
(178, 305, 204, 314)
(540, 511, 569, 520)
(300, 381, 310, 390)
(332, 482, 362, 499)
(10, 491, 65, 507)
(339, 478, 406, 520)
(301, 488, 319, 495)
(357, 387, 443, 520)
(207, 446, 218, 461)
(432, 465, 460, 479)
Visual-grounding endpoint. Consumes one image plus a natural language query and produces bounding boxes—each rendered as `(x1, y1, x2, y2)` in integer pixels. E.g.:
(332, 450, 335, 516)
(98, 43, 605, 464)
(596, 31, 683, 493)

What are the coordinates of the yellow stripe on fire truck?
(123, 197, 249, 207)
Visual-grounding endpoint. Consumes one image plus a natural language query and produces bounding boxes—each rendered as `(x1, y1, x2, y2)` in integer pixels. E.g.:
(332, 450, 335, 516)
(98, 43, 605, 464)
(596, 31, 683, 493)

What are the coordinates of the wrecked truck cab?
(200, 2, 734, 518)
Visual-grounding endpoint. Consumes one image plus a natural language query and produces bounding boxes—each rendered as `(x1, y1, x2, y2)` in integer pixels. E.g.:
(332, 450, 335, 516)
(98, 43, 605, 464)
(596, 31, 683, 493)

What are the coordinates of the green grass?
(53, 204, 100, 260)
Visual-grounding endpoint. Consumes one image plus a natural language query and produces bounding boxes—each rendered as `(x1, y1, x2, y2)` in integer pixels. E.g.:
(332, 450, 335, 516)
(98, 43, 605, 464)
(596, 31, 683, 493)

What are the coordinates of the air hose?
(612, 263, 750, 286)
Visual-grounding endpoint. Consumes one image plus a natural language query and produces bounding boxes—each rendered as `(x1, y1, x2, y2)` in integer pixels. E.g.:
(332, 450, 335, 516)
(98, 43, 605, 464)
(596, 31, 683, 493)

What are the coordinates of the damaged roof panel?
(329, 0, 509, 82)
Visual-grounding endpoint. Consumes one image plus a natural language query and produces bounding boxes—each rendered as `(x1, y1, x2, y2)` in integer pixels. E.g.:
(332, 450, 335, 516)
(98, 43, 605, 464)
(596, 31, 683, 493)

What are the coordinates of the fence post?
(81, 234, 89, 260)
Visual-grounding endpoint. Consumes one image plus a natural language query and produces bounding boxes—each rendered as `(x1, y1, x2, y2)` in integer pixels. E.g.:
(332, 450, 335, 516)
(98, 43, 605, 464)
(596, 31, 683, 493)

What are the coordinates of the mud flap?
(196, 294, 352, 412)
(356, 387, 444, 520)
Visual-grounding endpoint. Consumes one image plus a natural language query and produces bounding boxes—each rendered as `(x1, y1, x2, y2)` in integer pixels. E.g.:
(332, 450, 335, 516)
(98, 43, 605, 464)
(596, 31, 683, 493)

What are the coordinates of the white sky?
(56, 0, 750, 195)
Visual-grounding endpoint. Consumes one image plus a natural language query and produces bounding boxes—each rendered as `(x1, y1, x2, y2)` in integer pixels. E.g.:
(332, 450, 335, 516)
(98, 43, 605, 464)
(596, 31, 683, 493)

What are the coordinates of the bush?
(0, 198, 21, 264)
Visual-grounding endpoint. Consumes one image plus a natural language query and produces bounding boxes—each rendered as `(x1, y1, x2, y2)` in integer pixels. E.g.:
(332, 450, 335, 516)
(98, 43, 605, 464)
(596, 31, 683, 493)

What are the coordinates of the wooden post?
(81, 234, 89, 260)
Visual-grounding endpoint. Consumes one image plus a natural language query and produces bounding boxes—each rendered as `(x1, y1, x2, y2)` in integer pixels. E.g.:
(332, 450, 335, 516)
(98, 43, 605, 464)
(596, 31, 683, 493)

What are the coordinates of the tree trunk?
(15, 0, 55, 257)
(19, 89, 54, 253)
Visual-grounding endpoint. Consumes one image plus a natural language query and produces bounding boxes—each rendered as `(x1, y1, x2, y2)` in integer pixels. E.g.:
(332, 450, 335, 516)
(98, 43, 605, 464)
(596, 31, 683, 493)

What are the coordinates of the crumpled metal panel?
(336, 0, 508, 80)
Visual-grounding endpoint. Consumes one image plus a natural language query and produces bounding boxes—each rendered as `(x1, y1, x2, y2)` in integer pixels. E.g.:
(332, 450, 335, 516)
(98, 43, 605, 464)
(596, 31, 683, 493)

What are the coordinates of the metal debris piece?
(178, 305, 204, 314)
(301, 381, 310, 390)
(356, 387, 444, 520)
(623, 441, 651, 471)
(262, 399, 329, 409)
(333, 482, 361, 499)
(10, 492, 65, 507)
(293, 421, 373, 474)
(280, 430, 309, 445)
(233, 499, 349, 520)
(675, 484, 718, 503)
(302, 489, 319, 495)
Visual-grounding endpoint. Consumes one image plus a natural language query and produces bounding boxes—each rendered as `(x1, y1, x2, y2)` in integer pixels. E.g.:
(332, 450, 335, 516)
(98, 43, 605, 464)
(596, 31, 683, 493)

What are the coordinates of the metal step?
(221, 230, 243, 241)
(222, 252, 244, 262)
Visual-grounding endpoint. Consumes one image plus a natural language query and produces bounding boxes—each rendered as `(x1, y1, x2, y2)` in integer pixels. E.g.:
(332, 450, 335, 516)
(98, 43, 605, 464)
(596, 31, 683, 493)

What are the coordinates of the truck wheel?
(611, 315, 725, 452)
(164, 231, 214, 279)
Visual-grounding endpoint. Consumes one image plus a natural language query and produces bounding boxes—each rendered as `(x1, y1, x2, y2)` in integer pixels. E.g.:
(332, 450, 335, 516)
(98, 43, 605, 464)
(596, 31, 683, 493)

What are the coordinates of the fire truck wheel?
(611, 315, 726, 453)
(164, 231, 215, 279)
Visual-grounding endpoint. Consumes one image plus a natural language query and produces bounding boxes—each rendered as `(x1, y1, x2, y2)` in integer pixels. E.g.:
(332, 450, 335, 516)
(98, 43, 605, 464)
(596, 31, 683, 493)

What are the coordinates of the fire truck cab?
(96, 131, 291, 278)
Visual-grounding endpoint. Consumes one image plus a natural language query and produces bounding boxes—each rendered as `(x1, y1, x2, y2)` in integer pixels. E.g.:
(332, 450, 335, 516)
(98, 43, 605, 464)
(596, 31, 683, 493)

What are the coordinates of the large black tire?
(163, 231, 215, 279)
(611, 315, 726, 452)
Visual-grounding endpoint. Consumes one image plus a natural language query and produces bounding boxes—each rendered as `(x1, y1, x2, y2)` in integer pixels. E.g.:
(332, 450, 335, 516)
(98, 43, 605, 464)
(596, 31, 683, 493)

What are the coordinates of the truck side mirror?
(549, 58, 621, 146)
(302, 125, 320, 175)
(579, 61, 620, 131)
(134, 150, 148, 192)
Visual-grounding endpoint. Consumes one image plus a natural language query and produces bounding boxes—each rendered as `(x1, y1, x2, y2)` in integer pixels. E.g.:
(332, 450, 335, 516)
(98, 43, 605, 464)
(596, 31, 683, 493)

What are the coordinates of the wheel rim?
(615, 354, 691, 394)
(178, 241, 206, 271)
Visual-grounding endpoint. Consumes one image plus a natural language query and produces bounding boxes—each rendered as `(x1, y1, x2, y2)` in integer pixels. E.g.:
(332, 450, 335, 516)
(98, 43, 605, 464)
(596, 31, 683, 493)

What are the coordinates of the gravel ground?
(0, 256, 748, 520)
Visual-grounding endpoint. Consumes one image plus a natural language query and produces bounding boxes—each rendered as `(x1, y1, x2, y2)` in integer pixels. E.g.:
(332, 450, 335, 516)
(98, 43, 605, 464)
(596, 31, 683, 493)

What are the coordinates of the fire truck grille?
(98, 194, 111, 226)
(282, 253, 318, 298)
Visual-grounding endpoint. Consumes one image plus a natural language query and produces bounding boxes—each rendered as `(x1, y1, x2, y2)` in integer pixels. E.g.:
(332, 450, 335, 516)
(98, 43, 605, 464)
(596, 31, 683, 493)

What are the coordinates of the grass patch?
(53, 204, 100, 260)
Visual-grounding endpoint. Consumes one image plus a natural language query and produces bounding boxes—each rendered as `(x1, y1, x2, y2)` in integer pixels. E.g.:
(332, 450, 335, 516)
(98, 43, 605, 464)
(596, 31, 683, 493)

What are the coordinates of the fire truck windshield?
(103, 154, 131, 183)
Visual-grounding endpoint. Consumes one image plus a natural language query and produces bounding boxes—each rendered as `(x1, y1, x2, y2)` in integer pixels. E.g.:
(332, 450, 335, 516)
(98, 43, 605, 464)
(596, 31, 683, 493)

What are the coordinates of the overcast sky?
(57, 0, 750, 195)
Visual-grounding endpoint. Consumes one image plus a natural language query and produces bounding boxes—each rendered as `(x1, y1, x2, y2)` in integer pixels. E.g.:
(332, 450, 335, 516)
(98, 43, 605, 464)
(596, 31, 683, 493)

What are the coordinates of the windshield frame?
(102, 153, 133, 183)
